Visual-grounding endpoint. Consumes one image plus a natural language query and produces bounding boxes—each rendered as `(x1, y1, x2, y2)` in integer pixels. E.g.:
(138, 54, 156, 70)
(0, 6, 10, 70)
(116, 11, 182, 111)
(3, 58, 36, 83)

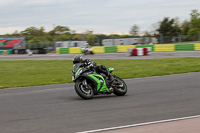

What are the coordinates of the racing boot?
(108, 74, 121, 86)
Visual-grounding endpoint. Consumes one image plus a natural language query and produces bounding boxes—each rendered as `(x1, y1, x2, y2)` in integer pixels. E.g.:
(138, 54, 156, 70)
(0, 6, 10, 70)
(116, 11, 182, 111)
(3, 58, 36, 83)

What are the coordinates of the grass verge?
(0, 57, 200, 89)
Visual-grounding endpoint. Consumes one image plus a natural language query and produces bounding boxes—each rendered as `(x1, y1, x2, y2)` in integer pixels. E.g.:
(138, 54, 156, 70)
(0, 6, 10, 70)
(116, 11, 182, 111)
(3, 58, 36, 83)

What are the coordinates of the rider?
(73, 55, 114, 83)
(84, 43, 90, 48)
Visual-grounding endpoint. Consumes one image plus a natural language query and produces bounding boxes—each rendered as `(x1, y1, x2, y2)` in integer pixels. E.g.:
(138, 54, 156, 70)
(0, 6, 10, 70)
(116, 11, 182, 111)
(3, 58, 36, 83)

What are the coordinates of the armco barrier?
(154, 44, 175, 51)
(92, 46, 105, 53)
(175, 44, 194, 51)
(105, 46, 116, 53)
(117, 45, 136, 52)
(195, 44, 200, 50)
(69, 47, 81, 54)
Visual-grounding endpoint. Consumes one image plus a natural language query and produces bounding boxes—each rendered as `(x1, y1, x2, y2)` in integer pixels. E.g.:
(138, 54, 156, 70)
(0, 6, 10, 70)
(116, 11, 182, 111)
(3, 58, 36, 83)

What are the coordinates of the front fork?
(82, 79, 88, 88)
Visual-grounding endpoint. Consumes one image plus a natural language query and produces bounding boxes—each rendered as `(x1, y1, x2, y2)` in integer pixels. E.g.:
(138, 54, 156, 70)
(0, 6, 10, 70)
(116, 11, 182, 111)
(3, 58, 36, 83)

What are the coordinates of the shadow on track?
(64, 94, 128, 101)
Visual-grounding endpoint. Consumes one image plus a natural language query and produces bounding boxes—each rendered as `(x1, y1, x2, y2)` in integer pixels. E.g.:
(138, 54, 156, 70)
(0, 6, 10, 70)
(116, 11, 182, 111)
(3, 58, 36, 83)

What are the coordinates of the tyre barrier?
(0, 50, 4, 55)
(128, 47, 151, 56)
(195, 44, 200, 50)
(92, 46, 105, 53)
(154, 44, 175, 51)
(56, 44, 200, 54)
(0, 50, 13, 55)
(116, 45, 136, 52)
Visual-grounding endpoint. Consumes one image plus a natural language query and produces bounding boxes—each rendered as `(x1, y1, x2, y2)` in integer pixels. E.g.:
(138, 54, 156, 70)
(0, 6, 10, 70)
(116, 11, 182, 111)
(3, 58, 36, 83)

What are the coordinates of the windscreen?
(73, 63, 82, 73)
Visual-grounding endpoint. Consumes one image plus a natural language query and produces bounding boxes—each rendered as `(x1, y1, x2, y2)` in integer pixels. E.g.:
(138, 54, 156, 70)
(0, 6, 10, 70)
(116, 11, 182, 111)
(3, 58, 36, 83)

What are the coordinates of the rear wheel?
(75, 80, 94, 99)
(113, 76, 127, 96)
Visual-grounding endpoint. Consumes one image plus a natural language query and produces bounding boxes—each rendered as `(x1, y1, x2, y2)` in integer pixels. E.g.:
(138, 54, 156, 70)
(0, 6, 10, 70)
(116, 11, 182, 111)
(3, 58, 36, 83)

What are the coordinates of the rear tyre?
(113, 76, 127, 96)
(75, 80, 94, 99)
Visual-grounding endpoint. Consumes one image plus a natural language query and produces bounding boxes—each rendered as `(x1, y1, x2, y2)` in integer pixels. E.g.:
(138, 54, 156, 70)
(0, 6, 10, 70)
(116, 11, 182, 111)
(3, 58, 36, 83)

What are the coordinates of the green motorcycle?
(72, 63, 127, 99)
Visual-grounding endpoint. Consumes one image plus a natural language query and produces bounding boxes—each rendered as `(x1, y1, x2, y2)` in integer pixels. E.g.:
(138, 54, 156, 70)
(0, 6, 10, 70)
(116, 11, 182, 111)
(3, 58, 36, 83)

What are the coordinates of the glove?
(87, 63, 94, 69)
(83, 59, 91, 66)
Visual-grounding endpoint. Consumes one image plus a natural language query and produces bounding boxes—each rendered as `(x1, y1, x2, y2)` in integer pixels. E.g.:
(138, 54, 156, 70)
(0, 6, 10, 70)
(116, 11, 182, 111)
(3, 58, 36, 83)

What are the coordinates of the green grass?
(0, 58, 200, 89)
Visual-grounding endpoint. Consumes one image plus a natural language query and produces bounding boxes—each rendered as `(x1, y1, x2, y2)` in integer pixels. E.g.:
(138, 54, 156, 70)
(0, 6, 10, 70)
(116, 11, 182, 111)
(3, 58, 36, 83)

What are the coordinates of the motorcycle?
(81, 47, 94, 55)
(72, 63, 127, 99)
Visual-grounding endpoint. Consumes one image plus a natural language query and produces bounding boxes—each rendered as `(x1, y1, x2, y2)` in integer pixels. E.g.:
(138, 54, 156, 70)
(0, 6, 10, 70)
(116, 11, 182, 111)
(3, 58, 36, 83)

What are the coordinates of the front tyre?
(113, 76, 127, 96)
(75, 80, 94, 99)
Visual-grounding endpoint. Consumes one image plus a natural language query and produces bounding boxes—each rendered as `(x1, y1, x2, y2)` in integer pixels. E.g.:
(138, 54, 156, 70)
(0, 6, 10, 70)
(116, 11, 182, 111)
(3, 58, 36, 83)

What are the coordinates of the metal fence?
(26, 41, 55, 53)
(158, 34, 200, 44)
(23, 34, 200, 52)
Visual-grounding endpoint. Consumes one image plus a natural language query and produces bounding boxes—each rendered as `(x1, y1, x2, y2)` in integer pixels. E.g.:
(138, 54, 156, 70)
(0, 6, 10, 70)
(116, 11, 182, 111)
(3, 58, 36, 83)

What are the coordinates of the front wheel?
(113, 76, 127, 96)
(75, 80, 94, 99)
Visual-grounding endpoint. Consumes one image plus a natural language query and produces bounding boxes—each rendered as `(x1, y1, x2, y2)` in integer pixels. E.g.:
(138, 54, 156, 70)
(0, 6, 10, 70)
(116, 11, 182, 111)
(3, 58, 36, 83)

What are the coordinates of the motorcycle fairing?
(72, 63, 110, 93)
(88, 74, 109, 92)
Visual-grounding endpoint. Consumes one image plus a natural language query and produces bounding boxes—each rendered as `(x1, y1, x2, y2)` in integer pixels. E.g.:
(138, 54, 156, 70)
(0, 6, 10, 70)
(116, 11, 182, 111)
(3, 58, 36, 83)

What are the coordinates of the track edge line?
(77, 115, 200, 133)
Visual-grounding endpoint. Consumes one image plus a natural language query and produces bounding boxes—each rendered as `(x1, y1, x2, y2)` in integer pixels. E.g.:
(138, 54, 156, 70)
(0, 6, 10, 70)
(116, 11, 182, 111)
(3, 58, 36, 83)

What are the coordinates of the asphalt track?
(0, 72, 200, 133)
(1, 51, 200, 60)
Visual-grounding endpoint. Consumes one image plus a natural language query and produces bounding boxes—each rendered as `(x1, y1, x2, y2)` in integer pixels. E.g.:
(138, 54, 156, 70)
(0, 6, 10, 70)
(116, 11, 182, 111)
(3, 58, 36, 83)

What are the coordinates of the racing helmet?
(73, 55, 83, 64)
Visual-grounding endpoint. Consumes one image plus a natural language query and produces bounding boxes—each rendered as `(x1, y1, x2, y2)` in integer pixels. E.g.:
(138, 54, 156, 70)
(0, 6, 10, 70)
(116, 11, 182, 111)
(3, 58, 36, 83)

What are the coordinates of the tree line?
(130, 9, 200, 43)
(0, 9, 199, 45)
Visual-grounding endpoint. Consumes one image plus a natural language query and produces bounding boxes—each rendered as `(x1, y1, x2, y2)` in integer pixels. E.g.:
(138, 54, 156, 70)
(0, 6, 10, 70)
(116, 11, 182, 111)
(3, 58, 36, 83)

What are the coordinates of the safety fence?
(0, 50, 13, 55)
(56, 43, 200, 54)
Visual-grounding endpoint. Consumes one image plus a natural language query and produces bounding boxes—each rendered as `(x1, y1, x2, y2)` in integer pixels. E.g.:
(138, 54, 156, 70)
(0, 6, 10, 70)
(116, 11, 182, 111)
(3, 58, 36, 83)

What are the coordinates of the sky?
(0, 0, 200, 35)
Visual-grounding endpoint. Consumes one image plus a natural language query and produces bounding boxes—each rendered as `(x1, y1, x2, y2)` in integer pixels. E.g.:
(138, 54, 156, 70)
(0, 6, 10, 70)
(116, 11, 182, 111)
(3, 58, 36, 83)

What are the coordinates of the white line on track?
(77, 115, 200, 133)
